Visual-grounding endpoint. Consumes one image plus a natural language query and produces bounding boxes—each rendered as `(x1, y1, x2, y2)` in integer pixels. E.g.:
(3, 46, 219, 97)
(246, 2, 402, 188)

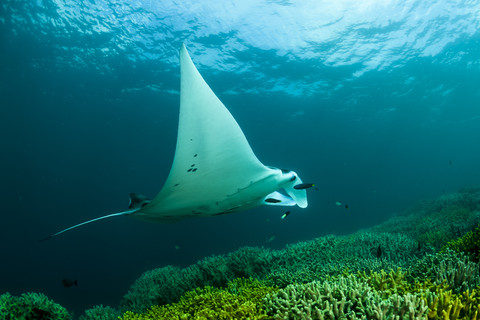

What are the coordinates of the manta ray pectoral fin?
(39, 209, 138, 242)
(263, 191, 297, 206)
(284, 171, 308, 208)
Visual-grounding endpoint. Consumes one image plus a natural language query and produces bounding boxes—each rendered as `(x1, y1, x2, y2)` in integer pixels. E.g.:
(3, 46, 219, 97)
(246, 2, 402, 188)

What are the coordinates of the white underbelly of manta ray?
(43, 44, 308, 240)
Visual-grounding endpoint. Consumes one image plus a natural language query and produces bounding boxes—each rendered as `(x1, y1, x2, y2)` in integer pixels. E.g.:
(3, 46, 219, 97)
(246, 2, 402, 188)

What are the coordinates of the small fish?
(281, 211, 291, 219)
(174, 245, 181, 250)
(265, 234, 276, 244)
(62, 278, 77, 288)
(335, 201, 342, 206)
(376, 245, 382, 258)
(293, 183, 315, 190)
(345, 204, 349, 209)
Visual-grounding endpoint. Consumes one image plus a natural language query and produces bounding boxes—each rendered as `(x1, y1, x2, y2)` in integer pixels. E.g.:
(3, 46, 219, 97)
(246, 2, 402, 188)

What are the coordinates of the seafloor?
(2, 187, 480, 320)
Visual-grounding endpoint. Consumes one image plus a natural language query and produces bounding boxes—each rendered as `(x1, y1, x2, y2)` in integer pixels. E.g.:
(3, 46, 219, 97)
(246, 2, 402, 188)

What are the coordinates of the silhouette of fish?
(376, 245, 382, 258)
(293, 183, 316, 190)
(62, 278, 77, 288)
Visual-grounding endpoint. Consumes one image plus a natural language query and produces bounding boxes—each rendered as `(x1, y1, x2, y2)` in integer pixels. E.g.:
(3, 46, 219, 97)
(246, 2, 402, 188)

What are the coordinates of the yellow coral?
(358, 268, 410, 296)
(121, 278, 276, 320)
(441, 225, 480, 262)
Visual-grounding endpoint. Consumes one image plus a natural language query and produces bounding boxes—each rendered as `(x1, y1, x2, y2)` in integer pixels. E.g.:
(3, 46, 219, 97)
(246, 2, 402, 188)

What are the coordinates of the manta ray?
(43, 44, 308, 240)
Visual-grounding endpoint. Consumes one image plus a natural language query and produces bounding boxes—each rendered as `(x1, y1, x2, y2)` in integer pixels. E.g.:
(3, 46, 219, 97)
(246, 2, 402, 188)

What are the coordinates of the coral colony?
(2, 187, 480, 319)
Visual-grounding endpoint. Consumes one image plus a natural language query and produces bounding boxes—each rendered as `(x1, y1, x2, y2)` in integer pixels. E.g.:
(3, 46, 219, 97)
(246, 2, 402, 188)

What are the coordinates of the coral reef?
(442, 225, 480, 262)
(409, 249, 480, 294)
(120, 247, 275, 313)
(264, 269, 480, 320)
(2, 187, 480, 319)
(0, 292, 72, 320)
(121, 278, 276, 320)
(370, 187, 480, 250)
(264, 273, 430, 320)
(78, 305, 121, 320)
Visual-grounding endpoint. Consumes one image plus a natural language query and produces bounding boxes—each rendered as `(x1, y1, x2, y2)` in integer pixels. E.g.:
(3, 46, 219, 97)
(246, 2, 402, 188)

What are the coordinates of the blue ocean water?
(1, 0, 479, 316)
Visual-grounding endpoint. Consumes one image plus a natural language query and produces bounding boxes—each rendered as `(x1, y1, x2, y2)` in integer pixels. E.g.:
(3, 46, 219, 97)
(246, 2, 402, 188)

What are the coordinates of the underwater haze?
(1, 0, 479, 316)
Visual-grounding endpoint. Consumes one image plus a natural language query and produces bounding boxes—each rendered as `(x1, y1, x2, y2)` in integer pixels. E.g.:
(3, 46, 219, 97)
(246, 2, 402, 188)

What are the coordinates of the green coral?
(358, 268, 410, 297)
(370, 188, 480, 250)
(264, 269, 480, 320)
(264, 273, 429, 320)
(442, 225, 480, 262)
(120, 247, 275, 313)
(0, 292, 72, 320)
(264, 231, 419, 289)
(79, 305, 121, 320)
(410, 248, 480, 294)
(121, 278, 277, 320)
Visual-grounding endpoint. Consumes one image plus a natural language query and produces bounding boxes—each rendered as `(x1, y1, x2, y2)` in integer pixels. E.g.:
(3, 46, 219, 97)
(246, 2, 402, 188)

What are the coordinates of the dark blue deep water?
(1, 0, 479, 316)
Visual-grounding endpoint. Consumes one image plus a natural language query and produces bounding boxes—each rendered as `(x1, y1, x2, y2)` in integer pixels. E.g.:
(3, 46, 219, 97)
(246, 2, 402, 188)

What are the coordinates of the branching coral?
(442, 225, 480, 262)
(370, 188, 480, 250)
(0, 292, 72, 320)
(120, 247, 276, 313)
(358, 268, 410, 297)
(409, 249, 480, 294)
(79, 305, 121, 320)
(121, 278, 277, 320)
(264, 273, 431, 320)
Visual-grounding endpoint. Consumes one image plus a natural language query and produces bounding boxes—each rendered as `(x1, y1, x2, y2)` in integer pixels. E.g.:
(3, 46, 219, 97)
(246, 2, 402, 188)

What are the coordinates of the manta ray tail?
(39, 209, 137, 242)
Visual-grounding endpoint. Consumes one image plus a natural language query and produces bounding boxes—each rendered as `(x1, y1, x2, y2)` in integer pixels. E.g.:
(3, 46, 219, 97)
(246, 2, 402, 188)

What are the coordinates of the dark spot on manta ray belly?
(192, 168, 197, 172)
(265, 198, 281, 203)
(187, 168, 192, 172)
(191, 164, 195, 167)
(194, 154, 198, 157)
(174, 183, 179, 187)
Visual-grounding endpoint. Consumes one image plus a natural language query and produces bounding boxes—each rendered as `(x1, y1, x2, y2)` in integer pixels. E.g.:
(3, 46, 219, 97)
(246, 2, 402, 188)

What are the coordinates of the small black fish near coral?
(62, 278, 77, 288)
(293, 183, 316, 190)
(376, 245, 382, 258)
